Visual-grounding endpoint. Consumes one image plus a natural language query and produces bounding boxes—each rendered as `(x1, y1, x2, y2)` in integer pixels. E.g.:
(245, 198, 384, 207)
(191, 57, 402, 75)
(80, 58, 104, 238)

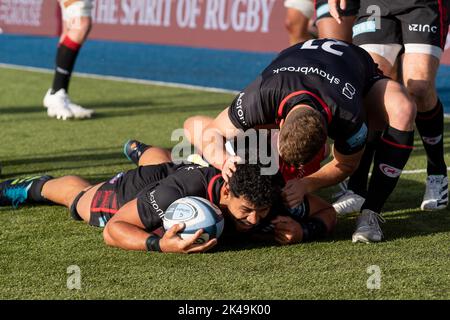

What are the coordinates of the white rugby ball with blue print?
(163, 196, 224, 243)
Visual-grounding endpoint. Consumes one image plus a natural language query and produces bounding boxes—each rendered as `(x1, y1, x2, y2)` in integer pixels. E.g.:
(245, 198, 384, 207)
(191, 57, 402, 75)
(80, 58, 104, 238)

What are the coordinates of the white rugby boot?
(420, 175, 449, 211)
(43, 89, 73, 120)
(332, 190, 366, 215)
(44, 89, 94, 119)
(352, 209, 385, 243)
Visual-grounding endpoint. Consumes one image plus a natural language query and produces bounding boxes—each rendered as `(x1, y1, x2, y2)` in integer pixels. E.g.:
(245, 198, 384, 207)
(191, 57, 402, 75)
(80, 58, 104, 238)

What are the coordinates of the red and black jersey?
(228, 39, 386, 155)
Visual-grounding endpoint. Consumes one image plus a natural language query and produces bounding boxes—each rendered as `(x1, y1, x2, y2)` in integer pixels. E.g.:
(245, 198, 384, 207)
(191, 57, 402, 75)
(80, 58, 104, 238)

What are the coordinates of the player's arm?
(283, 147, 364, 208)
(201, 107, 243, 179)
(103, 189, 217, 253)
(272, 194, 337, 244)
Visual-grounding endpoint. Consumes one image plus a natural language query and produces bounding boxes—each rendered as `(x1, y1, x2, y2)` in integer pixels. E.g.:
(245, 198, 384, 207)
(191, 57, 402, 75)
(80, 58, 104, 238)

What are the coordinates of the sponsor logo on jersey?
(346, 124, 368, 149)
(409, 24, 438, 33)
(379, 164, 402, 178)
(353, 20, 376, 37)
(235, 92, 248, 126)
(148, 189, 165, 218)
(422, 135, 442, 145)
(272, 66, 340, 85)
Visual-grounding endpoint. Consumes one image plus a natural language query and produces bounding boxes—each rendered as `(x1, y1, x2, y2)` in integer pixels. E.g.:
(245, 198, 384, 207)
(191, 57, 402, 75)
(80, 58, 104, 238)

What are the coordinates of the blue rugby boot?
(0, 175, 53, 208)
(123, 140, 151, 165)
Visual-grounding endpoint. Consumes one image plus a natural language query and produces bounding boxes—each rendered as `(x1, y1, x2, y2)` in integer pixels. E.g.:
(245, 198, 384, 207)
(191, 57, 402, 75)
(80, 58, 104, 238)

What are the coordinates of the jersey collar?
(276, 90, 332, 125)
(207, 174, 224, 206)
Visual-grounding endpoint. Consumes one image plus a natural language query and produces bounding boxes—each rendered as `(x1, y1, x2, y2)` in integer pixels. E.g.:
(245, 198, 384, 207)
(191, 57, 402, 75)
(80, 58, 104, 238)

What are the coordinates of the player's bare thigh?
(75, 182, 105, 223)
(364, 78, 416, 131)
(316, 16, 355, 42)
(401, 53, 440, 112)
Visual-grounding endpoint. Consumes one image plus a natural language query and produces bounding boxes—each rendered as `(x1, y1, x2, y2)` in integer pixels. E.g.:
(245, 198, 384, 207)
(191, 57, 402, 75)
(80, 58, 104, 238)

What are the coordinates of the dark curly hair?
(228, 164, 283, 208)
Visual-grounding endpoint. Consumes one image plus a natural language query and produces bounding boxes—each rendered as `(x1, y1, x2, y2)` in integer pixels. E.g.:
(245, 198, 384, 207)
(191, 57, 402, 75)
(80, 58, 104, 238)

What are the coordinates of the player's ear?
(279, 118, 285, 128)
(223, 183, 231, 200)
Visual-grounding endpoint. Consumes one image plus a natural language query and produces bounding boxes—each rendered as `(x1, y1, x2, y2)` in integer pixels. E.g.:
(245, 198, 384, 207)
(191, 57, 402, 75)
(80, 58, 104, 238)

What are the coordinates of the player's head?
(278, 106, 327, 167)
(221, 163, 283, 232)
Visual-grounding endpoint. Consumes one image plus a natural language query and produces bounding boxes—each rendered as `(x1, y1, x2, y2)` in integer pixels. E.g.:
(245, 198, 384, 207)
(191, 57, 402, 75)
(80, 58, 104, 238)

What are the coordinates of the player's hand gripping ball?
(163, 197, 225, 244)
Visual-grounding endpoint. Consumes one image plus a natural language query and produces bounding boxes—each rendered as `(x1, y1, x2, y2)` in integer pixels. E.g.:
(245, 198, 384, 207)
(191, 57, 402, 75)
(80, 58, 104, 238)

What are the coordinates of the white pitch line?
(402, 167, 450, 175)
(0, 63, 239, 95)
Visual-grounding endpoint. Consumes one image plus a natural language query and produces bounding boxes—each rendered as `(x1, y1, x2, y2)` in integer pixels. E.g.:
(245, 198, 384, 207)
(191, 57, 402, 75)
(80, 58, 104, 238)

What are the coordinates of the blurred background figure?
(43, 0, 95, 120)
(316, 0, 360, 42)
(284, 0, 316, 45)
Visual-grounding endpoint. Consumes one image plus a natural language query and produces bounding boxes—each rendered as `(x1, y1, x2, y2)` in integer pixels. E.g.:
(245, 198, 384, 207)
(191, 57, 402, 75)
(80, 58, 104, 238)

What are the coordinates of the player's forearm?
(103, 221, 149, 251)
(201, 131, 229, 170)
(302, 158, 355, 193)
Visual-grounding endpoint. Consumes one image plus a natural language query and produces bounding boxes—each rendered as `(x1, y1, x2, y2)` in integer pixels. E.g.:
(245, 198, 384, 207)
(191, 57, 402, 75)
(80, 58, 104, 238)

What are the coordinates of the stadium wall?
(1, 0, 450, 110)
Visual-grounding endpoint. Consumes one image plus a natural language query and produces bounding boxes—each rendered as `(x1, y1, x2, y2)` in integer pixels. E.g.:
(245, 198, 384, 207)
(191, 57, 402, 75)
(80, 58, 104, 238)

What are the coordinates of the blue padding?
(0, 34, 275, 91)
(1, 34, 450, 113)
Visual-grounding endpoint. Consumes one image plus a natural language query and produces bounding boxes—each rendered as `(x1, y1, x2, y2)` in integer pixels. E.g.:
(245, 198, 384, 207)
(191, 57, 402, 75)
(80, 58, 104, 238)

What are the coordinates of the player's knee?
(387, 93, 416, 130)
(284, 18, 299, 34)
(405, 79, 434, 109)
(68, 18, 92, 43)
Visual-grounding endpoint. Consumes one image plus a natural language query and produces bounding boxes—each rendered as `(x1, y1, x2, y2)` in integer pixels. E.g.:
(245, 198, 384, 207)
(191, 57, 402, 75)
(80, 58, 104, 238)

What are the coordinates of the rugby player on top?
(184, 38, 417, 243)
(0, 144, 337, 253)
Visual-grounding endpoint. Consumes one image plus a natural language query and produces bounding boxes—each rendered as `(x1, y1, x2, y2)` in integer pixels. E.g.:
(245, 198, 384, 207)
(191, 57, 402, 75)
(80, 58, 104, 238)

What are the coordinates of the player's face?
(226, 196, 271, 232)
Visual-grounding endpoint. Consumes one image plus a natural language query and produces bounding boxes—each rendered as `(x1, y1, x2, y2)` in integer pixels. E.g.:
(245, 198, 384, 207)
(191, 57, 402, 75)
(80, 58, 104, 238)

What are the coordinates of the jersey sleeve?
(136, 167, 215, 230)
(228, 76, 273, 130)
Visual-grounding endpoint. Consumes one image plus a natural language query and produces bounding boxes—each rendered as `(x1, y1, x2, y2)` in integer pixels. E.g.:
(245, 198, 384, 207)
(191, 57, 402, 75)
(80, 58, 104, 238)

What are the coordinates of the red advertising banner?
(1, 0, 450, 58)
(0, 0, 287, 52)
(90, 0, 287, 52)
(0, 0, 59, 36)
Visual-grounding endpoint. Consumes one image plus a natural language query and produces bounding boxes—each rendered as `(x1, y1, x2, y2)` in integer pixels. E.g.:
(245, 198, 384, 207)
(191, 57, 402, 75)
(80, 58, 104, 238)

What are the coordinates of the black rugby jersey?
(229, 39, 386, 155)
(135, 164, 223, 230)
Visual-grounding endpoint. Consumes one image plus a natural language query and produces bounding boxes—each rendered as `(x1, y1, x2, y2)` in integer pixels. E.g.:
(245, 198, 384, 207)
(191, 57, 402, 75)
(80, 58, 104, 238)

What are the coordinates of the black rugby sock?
(347, 131, 382, 198)
(362, 127, 414, 213)
(51, 36, 81, 94)
(416, 99, 447, 176)
(28, 175, 54, 203)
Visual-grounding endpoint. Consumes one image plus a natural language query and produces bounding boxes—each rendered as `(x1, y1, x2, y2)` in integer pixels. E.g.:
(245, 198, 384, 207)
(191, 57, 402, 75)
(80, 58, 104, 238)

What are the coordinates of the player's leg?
(399, 1, 449, 211)
(43, 0, 94, 120)
(284, 0, 314, 45)
(0, 174, 93, 217)
(334, 2, 403, 215)
(123, 140, 172, 166)
(136, 147, 172, 166)
(315, 0, 359, 42)
(352, 79, 416, 243)
(40, 176, 91, 208)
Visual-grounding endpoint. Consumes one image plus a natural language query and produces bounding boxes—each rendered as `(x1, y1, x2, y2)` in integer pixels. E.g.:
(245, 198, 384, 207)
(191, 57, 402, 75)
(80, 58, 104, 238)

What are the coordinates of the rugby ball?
(163, 197, 224, 244)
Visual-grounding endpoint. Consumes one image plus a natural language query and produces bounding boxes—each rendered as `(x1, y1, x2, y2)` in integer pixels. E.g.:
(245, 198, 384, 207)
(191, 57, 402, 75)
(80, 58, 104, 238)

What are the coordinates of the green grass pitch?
(0, 67, 449, 300)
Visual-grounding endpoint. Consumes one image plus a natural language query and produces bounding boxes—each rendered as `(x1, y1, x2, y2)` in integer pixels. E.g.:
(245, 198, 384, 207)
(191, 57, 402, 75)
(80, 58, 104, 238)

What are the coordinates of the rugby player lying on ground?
(0, 145, 336, 253)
